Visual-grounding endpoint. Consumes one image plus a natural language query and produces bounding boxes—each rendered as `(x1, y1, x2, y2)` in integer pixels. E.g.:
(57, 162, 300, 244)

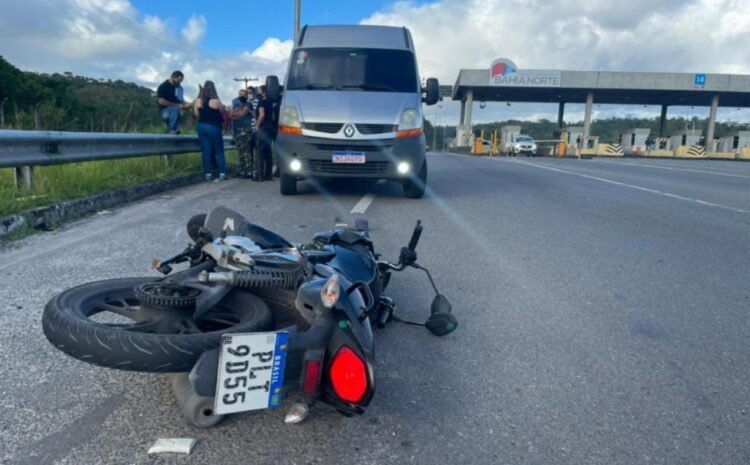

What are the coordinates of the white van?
(268, 25, 440, 198)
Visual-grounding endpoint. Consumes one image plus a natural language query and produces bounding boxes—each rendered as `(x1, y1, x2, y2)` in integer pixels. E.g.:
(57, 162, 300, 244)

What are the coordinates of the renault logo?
(343, 124, 355, 138)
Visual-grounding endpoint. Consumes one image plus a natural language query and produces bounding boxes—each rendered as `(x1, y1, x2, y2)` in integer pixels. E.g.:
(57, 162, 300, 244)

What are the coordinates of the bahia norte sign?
(489, 58, 561, 87)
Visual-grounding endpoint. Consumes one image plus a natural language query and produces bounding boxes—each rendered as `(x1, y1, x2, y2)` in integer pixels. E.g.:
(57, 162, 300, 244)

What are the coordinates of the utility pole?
(432, 104, 443, 152)
(234, 76, 259, 89)
(294, 0, 301, 43)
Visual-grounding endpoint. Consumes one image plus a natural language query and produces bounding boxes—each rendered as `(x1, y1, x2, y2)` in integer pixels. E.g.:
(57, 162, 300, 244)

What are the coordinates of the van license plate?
(332, 152, 366, 164)
(214, 331, 288, 415)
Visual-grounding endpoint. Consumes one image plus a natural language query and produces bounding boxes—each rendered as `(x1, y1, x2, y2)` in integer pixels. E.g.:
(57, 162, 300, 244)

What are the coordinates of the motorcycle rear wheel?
(42, 278, 273, 372)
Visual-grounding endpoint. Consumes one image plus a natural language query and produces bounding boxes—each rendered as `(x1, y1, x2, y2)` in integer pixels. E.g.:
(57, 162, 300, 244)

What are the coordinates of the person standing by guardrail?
(193, 81, 227, 181)
(157, 70, 190, 134)
(230, 88, 254, 178)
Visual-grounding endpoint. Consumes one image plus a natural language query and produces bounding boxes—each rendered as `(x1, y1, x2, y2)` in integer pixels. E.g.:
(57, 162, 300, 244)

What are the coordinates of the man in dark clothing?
(157, 70, 188, 134)
(255, 85, 275, 181)
(230, 89, 254, 178)
(247, 87, 260, 179)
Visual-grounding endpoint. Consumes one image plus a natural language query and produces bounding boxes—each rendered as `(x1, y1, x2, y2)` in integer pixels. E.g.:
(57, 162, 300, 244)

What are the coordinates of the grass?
(0, 150, 238, 217)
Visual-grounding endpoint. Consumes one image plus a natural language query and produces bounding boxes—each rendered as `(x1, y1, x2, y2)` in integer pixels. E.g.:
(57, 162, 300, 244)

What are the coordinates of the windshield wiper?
(339, 83, 399, 92)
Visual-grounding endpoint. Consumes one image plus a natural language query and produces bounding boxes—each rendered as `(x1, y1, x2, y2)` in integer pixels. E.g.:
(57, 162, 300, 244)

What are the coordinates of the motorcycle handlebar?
(407, 220, 423, 252)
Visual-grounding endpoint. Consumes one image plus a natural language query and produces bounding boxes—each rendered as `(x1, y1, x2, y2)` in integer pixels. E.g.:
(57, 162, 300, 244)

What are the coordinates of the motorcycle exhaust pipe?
(198, 269, 300, 289)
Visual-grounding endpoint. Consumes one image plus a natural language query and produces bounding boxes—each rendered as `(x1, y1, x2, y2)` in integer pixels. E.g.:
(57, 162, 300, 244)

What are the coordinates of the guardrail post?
(15, 166, 33, 190)
(161, 154, 171, 167)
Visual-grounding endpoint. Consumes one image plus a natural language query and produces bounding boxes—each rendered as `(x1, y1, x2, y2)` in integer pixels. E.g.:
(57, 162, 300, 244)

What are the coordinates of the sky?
(1, 0, 750, 124)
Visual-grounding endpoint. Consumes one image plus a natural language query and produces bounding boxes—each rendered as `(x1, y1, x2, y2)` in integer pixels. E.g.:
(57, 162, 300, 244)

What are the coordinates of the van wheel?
(403, 162, 427, 199)
(280, 174, 297, 195)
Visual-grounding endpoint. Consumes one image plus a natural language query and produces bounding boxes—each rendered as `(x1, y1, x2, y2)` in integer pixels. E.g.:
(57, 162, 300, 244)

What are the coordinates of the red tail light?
(303, 359, 322, 395)
(329, 346, 368, 403)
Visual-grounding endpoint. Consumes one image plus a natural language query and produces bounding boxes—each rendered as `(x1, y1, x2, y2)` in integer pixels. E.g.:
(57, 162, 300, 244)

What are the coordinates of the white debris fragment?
(147, 438, 197, 455)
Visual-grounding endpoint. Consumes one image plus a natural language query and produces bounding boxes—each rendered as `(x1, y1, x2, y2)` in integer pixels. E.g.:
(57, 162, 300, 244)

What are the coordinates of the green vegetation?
(0, 151, 238, 217)
(0, 55, 198, 133)
(0, 56, 234, 219)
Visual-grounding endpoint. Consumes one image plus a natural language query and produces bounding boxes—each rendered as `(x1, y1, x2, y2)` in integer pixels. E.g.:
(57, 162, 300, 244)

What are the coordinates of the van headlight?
(397, 109, 423, 139)
(279, 106, 301, 128)
(398, 109, 421, 130)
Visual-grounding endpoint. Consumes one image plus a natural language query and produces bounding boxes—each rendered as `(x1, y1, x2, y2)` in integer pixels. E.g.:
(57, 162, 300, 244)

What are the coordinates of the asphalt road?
(1, 154, 749, 465)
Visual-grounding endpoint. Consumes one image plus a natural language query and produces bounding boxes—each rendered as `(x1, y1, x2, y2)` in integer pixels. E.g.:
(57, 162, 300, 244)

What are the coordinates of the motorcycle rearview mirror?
(431, 294, 452, 314)
(186, 213, 207, 242)
(425, 294, 457, 337)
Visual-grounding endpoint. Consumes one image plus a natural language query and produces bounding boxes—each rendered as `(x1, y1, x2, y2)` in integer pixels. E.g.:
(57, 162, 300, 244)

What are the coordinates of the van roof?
(298, 25, 413, 51)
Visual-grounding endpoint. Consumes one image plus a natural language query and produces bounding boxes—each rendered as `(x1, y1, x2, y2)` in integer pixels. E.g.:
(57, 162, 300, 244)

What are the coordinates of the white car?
(512, 136, 538, 156)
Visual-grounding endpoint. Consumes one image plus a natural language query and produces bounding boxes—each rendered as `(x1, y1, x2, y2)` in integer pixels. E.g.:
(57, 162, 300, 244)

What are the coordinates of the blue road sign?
(694, 74, 707, 87)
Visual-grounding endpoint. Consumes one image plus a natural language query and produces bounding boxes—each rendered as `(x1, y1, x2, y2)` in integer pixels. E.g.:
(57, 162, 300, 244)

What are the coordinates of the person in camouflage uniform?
(230, 89, 254, 178)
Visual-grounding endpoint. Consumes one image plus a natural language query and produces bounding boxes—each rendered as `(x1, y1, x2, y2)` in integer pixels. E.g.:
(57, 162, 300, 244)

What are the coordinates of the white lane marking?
(592, 159, 750, 179)
(512, 160, 750, 214)
(351, 193, 376, 214)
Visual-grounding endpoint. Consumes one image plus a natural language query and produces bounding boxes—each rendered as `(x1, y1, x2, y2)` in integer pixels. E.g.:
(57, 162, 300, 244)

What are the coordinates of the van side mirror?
(266, 75, 281, 102)
(423, 78, 440, 106)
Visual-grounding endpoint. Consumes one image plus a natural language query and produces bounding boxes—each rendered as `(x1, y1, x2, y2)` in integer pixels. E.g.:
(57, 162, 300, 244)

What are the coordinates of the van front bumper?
(276, 133, 425, 179)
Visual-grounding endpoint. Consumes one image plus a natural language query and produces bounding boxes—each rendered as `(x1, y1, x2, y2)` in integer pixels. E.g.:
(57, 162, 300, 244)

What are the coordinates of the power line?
(233, 77, 259, 89)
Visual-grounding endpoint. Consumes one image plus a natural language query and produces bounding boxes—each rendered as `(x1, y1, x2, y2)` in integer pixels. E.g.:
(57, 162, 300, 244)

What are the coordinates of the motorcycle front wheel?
(42, 278, 273, 372)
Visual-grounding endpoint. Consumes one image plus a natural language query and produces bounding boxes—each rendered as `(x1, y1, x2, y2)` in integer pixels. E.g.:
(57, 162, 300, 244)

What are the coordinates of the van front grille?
(302, 123, 343, 133)
(308, 160, 391, 175)
(312, 143, 393, 152)
(356, 124, 398, 134)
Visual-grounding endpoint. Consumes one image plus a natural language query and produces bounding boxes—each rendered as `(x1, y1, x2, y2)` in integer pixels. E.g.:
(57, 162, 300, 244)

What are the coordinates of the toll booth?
(716, 137, 733, 153)
(619, 128, 650, 152)
(671, 129, 702, 148)
(730, 131, 750, 149)
(500, 126, 521, 153)
(564, 127, 584, 148)
(715, 131, 750, 152)
(654, 137, 671, 150)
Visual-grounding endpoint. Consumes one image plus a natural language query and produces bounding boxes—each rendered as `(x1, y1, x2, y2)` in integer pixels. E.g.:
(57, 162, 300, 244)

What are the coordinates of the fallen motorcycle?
(42, 206, 457, 427)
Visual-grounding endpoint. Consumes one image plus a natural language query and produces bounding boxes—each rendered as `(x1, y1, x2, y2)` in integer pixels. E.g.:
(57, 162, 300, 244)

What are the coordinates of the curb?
(0, 173, 206, 239)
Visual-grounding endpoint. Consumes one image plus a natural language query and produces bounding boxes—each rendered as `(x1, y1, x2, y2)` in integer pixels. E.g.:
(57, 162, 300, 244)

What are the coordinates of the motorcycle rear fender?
(188, 276, 376, 414)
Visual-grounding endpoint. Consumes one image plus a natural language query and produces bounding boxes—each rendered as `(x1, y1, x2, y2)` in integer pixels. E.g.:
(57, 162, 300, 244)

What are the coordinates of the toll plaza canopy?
(450, 58, 750, 147)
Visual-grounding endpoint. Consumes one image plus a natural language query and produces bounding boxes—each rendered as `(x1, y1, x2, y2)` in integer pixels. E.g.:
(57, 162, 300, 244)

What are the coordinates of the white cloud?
(362, 0, 750, 82)
(361, 0, 750, 123)
(181, 14, 206, 45)
(0, 0, 749, 124)
(251, 38, 294, 63)
(0, 0, 290, 103)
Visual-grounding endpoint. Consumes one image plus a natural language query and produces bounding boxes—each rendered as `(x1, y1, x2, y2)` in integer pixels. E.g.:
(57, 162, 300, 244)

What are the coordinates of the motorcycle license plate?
(332, 151, 365, 164)
(214, 332, 288, 415)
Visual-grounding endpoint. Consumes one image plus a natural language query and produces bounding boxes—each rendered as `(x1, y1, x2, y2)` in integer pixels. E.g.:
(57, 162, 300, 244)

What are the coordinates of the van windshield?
(287, 48, 419, 93)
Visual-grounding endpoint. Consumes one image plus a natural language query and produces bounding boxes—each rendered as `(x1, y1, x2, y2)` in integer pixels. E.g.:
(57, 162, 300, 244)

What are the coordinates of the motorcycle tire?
(42, 278, 273, 373)
(403, 162, 427, 199)
(280, 173, 298, 195)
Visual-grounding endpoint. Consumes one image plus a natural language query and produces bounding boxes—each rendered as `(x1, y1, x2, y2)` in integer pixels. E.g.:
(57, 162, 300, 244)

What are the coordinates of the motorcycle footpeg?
(375, 297, 395, 329)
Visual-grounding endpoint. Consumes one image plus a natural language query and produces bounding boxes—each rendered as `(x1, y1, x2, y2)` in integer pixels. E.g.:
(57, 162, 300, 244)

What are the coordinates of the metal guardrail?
(0, 130, 234, 189)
